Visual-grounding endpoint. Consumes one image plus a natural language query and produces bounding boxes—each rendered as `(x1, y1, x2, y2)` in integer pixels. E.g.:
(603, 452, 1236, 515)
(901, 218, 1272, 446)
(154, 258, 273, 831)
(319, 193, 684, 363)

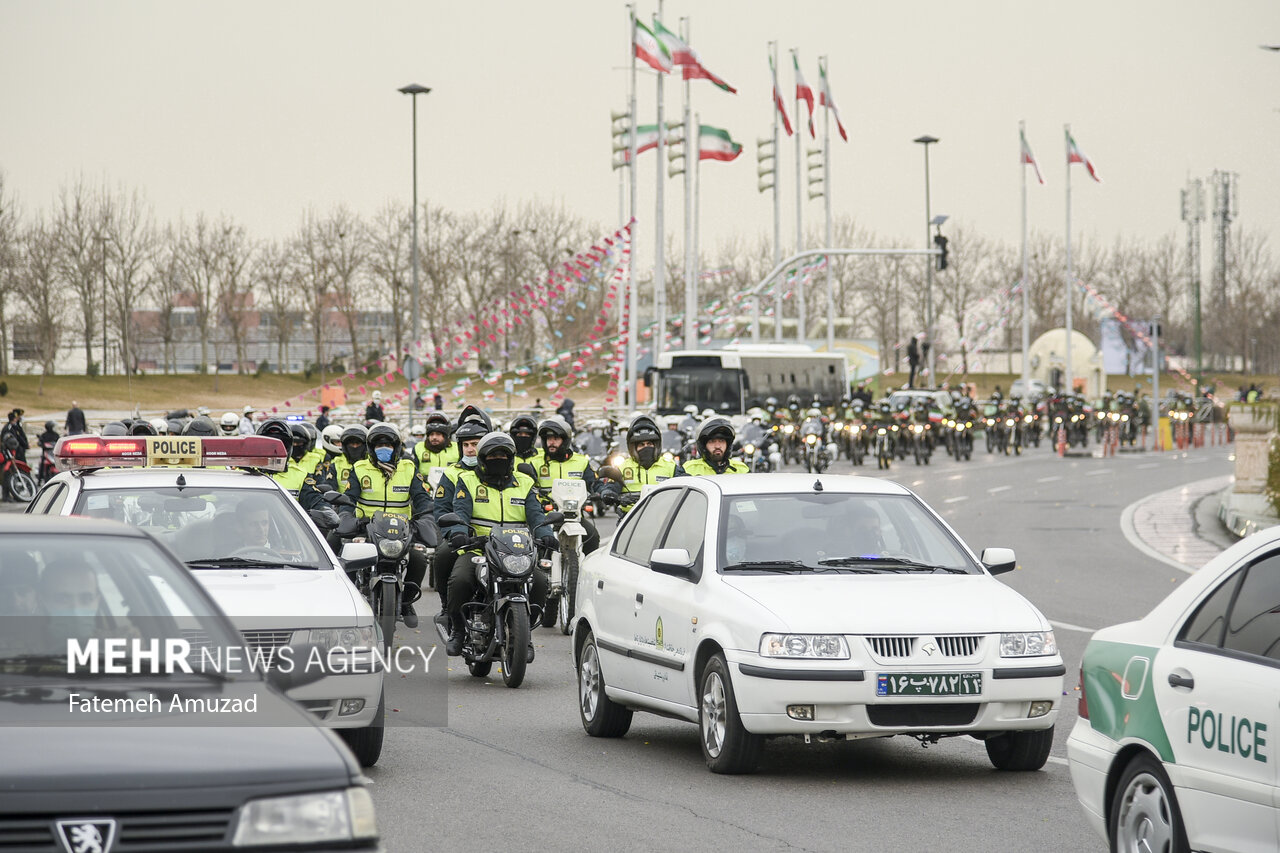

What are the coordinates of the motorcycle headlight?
(877, 427, 887, 436)
(232, 787, 377, 846)
(662, 451, 674, 462)
(377, 538, 405, 559)
(1024, 415, 1032, 423)
(805, 434, 818, 444)
(834, 422, 844, 431)
(760, 633, 850, 659)
(783, 425, 795, 434)
(1005, 419, 1014, 427)
(912, 424, 923, 434)
(743, 444, 755, 454)
(609, 455, 626, 468)
(1000, 631, 1057, 658)
(1121, 414, 1129, 422)
(502, 554, 533, 577)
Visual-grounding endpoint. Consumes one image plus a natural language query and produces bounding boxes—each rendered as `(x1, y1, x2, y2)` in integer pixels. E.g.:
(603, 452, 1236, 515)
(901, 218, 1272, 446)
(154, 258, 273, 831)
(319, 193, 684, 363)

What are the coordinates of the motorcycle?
(906, 421, 931, 465)
(0, 439, 36, 503)
(873, 423, 897, 470)
(435, 511, 563, 688)
(540, 476, 589, 636)
(37, 438, 59, 485)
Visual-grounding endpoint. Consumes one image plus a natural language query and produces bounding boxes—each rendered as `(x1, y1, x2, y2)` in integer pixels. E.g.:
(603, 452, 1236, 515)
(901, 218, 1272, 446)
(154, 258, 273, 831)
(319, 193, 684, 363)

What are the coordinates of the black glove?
(538, 535, 560, 552)
(449, 531, 468, 549)
(599, 482, 622, 500)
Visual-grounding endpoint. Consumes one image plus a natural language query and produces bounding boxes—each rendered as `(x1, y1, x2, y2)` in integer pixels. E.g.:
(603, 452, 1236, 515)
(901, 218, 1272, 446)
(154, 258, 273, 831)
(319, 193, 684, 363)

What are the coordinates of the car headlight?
(307, 626, 377, 651)
(502, 554, 533, 577)
(377, 538, 405, 559)
(233, 787, 377, 846)
(760, 633, 850, 659)
(999, 631, 1057, 657)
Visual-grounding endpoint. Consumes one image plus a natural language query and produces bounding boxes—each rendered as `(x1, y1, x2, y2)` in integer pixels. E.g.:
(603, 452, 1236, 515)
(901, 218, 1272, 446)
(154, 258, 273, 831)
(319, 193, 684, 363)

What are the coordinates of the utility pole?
(1210, 170, 1237, 312)
(1180, 178, 1204, 384)
(653, 1, 667, 359)
(791, 48, 805, 343)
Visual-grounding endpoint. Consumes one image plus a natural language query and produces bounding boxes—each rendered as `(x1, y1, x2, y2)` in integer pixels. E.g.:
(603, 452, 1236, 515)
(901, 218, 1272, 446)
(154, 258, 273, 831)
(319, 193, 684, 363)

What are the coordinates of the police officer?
(413, 411, 458, 474)
(298, 422, 325, 475)
(430, 406, 491, 624)
(316, 424, 366, 494)
(441, 432, 551, 656)
(507, 414, 540, 465)
(684, 417, 749, 476)
(256, 419, 324, 511)
(613, 414, 684, 511)
(342, 422, 433, 628)
(530, 415, 610, 554)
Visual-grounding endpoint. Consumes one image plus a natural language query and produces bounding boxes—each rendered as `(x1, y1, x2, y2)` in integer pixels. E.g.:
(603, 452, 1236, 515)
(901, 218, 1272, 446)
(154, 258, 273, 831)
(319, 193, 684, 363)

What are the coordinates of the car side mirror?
(340, 542, 378, 572)
(981, 547, 1017, 575)
(650, 547, 696, 581)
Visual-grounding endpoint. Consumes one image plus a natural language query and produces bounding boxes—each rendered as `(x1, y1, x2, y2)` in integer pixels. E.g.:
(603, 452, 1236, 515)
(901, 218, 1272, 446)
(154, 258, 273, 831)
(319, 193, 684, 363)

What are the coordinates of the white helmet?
(197, 406, 210, 417)
(372, 390, 382, 402)
(218, 412, 240, 436)
(150, 417, 170, 435)
(410, 423, 425, 437)
(320, 424, 343, 454)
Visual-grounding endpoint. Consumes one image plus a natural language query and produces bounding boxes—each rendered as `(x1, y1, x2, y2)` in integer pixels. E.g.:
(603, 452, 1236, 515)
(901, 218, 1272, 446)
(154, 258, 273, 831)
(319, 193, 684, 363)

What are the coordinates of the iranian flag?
(794, 53, 815, 137)
(698, 125, 743, 162)
(1020, 128, 1045, 185)
(652, 19, 695, 66)
(817, 61, 848, 142)
(619, 125, 662, 163)
(769, 54, 793, 136)
(634, 18, 672, 73)
(682, 50, 737, 93)
(1066, 130, 1101, 182)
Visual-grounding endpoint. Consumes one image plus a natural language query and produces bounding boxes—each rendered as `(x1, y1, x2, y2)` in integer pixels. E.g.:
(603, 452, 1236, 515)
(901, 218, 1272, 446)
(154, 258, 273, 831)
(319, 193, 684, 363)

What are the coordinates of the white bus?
(644, 344, 849, 416)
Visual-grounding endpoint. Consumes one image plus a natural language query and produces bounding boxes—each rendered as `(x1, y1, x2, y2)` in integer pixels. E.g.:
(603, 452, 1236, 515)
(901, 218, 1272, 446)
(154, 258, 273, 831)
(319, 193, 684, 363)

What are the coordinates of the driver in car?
(236, 499, 273, 548)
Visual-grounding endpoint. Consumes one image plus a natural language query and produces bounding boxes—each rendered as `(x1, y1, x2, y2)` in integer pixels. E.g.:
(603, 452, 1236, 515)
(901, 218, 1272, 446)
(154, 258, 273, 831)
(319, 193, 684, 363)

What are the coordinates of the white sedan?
(1067, 526, 1280, 853)
(572, 473, 1064, 774)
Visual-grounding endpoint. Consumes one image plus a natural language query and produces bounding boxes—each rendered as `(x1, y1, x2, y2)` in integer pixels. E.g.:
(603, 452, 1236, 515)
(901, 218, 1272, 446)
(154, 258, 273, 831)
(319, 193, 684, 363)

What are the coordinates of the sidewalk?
(1124, 475, 1238, 573)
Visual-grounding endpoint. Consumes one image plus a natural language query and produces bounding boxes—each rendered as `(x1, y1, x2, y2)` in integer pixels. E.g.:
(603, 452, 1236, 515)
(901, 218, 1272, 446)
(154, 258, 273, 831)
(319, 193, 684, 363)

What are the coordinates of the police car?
(572, 473, 1064, 774)
(1066, 526, 1280, 852)
(26, 435, 388, 766)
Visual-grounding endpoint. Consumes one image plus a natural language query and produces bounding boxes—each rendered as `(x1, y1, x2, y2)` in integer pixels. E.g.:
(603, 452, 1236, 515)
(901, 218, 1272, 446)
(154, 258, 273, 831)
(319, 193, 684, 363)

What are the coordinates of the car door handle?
(635, 593, 644, 605)
(1168, 673, 1194, 690)
(597, 579, 604, 590)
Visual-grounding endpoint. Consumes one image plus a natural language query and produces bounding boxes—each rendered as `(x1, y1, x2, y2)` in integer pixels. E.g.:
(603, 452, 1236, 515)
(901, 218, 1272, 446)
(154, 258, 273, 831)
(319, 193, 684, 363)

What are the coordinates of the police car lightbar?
(54, 436, 289, 472)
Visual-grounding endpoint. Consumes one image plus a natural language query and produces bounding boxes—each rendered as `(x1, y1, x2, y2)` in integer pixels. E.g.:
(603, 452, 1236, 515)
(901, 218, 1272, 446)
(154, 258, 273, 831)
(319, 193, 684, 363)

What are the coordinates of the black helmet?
(287, 423, 310, 462)
(256, 419, 293, 459)
(298, 422, 318, 454)
(340, 424, 368, 464)
(182, 416, 217, 437)
(475, 432, 516, 486)
(1, 434, 17, 452)
(129, 419, 158, 436)
(695, 416, 735, 463)
(454, 405, 492, 456)
(101, 421, 129, 437)
(627, 414, 663, 468)
(423, 411, 451, 437)
(537, 415, 573, 461)
(44, 421, 55, 433)
(508, 414, 538, 456)
(366, 422, 402, 463)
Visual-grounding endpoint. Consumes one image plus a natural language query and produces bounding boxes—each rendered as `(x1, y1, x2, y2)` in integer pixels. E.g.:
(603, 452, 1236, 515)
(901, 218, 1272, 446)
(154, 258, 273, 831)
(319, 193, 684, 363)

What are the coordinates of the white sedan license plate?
(876, 672, 982, 697)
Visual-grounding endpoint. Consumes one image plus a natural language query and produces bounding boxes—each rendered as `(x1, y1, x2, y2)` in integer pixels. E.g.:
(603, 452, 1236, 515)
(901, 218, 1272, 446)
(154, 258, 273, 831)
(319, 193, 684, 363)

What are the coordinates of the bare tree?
(174, 214, 225, 373)
(291, 211, 332, 372)
(52, 178, 109, 375)
(366, 201, 411, 359)
(15, 218, 65, 392)
(1220, 230, 1273, 371)
(0, 173, 20, 376)
(934, 227, 1002, 375)
(101, 187, 156, 374)
(315, 205, 368, 364)
(210, 221, 254, 373)
(147, 228, 186, 374)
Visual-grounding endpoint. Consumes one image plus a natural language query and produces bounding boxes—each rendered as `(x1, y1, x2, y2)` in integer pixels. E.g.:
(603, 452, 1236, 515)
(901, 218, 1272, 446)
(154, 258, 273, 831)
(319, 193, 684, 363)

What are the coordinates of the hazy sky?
(3, 0, 1277, 281)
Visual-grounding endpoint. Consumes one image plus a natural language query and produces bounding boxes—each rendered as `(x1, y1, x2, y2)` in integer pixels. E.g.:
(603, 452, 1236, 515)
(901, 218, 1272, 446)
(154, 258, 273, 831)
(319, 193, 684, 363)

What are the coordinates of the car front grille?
(865, 635, 982, 660)
(867, 636, 914, 658)
(866, 703, 979, 728)
(241, 629, 297, 670)
(935, 635, 982, 657)
(0, 808, 235, 851)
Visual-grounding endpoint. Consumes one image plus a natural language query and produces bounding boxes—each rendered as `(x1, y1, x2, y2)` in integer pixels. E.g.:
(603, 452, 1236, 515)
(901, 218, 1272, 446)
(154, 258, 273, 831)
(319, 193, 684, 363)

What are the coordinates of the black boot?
(445, 621, 464, 656)
(400, 602, 418, 629)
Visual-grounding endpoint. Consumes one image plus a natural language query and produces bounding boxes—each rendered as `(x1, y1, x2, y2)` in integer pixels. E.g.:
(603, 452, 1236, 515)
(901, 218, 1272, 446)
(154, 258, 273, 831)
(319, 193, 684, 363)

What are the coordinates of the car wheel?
(984, 726, 1053, 771)
(698, 654, 763, 774)
(1109, 753, 1190, 853)
(577, 629, 632, 737)
(337, 688, 384, 768)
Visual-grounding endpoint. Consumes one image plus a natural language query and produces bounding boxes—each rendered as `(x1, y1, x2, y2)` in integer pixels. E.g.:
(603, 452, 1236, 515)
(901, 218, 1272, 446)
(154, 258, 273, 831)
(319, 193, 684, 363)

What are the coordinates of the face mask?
(482, 456, 510, 480)
(513, 433, 535, 455)
(636, 445, 658, 468)
(460, 454, 478, 468)
(48, 607, 96, 639)
(373, 447, 395, 463)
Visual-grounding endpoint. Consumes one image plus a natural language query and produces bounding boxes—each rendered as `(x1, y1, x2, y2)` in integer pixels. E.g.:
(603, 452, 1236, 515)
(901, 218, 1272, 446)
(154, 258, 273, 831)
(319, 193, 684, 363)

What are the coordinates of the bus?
(644, 344, 849, 416)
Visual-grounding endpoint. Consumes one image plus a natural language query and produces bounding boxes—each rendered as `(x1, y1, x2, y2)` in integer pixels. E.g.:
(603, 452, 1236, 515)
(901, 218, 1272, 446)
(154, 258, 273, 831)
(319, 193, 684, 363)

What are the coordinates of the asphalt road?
(367, 440, 1236, 853)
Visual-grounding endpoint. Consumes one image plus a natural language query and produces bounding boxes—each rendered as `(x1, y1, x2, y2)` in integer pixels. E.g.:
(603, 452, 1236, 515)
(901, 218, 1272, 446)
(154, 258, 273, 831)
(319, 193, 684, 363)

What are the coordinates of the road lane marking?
(1085, 469, 1111, 477)
(988, 485, 1012, 494)
(1050, 619, 1095, 633)
(943, 495, 968, 504)
(948, 474, 963, 481)
(1037, 476, 1062, 483)
(1136, 463, 1159, 469)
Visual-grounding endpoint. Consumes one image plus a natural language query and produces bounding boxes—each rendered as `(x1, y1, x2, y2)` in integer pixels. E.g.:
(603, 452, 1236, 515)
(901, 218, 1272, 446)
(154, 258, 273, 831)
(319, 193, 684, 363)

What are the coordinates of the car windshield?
(719, 492, 979, 574)
(71, 487, 326, 568)
(0, 533, 248, 678)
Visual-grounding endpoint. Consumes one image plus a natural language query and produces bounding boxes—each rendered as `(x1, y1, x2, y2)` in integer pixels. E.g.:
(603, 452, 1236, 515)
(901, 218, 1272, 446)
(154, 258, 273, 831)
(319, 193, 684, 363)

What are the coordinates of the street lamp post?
(914, 135, 938, 385)
(399, 83, 431, 430)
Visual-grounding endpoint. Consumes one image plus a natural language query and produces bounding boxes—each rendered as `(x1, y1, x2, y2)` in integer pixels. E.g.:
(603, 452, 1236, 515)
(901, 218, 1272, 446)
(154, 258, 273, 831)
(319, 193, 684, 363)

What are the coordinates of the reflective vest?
(331, 454, 355, 487)
(302, 449, 325, 475)
(532, 452, 589, 491)
(457, 469, 535, 537)
(415, 441, 459, 475)
(684, 457, 749, 476)
(617, 456, 678, 514)
(352, 459, 418, 518)
(273, 460, 308, 498)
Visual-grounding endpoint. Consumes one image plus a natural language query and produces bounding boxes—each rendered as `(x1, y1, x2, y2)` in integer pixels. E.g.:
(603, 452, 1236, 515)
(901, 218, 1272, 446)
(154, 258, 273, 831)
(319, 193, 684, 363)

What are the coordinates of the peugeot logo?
(55, 819, 116, 853)
(920, 641, 938, 657)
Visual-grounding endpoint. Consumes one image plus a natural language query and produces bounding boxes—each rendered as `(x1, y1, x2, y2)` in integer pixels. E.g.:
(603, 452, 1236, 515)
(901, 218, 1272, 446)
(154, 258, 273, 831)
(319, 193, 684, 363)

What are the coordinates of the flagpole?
(653, 4, 667, 361)
(625, 5, 639, 410)
(792, 48, 805, 344)
(1064, 123, 1074, 397)
(822, 56, 834, 354)
(771, 43, 782, 342)
(1020, 120, 1030, 391)
(694, 112, 703, 349)
(681, 17, 695, 351)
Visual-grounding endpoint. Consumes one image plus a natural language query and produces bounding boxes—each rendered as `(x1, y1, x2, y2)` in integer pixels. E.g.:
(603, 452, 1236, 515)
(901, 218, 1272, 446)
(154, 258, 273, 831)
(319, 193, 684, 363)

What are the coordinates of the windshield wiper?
(185, 557, 319, 569)
(721, 560, 811, 573)
(817, 556, 967, 574)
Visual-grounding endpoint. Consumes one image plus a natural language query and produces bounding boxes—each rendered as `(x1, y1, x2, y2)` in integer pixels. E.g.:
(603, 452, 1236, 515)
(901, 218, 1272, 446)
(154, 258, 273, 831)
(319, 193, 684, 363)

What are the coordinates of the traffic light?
(611, 110, 631, 171)
(756, 136, 775, 193)
(806, 147, 824, 200)
(666, 120, 685, 179)
(933, 233, 949, 270)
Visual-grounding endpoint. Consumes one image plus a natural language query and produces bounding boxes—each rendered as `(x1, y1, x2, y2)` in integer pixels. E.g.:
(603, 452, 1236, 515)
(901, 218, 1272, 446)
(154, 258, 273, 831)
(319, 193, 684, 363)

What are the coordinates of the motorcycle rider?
(507, 414, 540, 465)
(441, 432, 552, 656)
(298, 423, 325, 475)
(530, 415, 610, 554)
(218, 412, 240, 437)
(364, 391, 385, 424)
(36, 421, 59, 483)
(255, 418, 324, 510)
(684, 417, 749, 476)
(431, 406, 491, 624)
(413, 411, 459, 473)
(340, 422, 433, 628)
(319, 424, 344, 465)
(612, 414, 684, 511)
